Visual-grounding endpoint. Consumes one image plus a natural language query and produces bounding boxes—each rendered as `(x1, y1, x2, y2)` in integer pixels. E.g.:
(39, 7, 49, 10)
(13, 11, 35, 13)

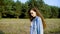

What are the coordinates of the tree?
(50, 6, 59, 18)
(58, 8, 60, 18)
(40, 4, 52, 18)
(20, 3, 29, 18)
(0, 0, 59, 18)
(27, 0, 37, 8)
(13, 0, 22, 18)
(2, 0, 15, 18)
(0, 0, 4, 18)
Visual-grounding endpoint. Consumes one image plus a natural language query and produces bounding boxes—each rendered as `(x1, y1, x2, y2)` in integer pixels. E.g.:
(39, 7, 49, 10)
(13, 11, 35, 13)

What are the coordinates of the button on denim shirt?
(30, 16, 43, 34)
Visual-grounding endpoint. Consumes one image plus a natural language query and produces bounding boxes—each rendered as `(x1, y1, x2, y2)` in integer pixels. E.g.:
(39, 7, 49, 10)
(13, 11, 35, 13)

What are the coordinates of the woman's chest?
(31, 20, 37, 30)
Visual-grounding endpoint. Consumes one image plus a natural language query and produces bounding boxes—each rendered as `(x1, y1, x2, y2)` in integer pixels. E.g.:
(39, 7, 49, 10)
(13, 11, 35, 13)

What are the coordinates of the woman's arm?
(36, 17, 43, 34)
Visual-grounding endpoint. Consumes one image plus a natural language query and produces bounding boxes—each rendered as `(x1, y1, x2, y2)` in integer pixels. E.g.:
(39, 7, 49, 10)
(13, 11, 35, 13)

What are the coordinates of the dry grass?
(0, 18, 60, 34)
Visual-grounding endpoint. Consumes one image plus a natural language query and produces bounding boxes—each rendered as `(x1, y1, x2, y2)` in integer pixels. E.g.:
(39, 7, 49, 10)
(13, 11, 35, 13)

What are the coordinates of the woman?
(28, 7, 46, 34)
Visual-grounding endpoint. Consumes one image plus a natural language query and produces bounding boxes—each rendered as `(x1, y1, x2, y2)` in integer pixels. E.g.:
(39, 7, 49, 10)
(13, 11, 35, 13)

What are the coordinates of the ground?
(0, 18, 60, 34)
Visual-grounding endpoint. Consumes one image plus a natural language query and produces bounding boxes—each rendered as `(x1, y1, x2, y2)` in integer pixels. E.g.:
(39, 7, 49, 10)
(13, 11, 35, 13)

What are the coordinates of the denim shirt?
(30, 16, 43, 34)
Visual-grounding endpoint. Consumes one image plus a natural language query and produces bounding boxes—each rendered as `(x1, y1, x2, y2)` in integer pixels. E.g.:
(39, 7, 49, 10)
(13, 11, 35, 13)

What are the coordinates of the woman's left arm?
(36, 17, 43, 34)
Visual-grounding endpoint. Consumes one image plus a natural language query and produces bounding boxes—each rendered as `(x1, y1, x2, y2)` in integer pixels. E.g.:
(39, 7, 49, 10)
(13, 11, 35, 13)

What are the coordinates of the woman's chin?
(33, 16, 36, 17)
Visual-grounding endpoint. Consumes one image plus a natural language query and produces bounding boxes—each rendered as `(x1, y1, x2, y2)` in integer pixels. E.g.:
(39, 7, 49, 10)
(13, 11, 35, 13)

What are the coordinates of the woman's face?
(30, 10, 36, 17)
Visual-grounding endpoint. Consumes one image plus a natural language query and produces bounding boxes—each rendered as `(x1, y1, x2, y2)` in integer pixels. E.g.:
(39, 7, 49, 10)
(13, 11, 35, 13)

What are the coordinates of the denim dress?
(30, 16, 43, 34)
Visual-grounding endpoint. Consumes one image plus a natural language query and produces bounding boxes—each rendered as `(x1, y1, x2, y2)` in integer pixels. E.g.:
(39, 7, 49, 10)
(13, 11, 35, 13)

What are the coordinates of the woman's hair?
(28, 7, 46, 29)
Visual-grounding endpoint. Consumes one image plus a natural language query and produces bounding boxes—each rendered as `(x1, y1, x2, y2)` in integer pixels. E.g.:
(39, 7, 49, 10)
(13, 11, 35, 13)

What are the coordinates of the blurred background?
(0, 0, 60, 34)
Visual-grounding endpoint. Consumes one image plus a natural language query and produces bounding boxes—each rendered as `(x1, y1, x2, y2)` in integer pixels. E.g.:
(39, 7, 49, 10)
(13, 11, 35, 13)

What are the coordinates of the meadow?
(0, 18, 60, 34)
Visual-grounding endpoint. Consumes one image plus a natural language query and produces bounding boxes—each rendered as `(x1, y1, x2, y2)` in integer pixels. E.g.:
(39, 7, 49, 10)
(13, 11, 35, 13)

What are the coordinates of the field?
(0, 18, 60, 34)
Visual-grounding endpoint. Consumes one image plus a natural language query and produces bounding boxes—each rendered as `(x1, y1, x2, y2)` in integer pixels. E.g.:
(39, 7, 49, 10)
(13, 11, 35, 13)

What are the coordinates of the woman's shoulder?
(36, 16, 41, 19)
(32, 16, 41, 21)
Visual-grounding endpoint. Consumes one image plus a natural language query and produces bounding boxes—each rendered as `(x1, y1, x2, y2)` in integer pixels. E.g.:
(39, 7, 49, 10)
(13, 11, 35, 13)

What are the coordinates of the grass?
(44, 19, 60, 34)
(0, 18, 60, 34)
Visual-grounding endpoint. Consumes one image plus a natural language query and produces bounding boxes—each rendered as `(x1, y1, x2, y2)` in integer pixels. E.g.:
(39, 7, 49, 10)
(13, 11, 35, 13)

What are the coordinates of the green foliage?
(0, 0, 60, 18)
(14, 0, 22, 18)
(50, 6, 59, 18)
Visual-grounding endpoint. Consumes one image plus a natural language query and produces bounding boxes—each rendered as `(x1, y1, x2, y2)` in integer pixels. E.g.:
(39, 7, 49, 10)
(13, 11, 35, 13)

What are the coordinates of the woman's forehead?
(30, 10, 35, 13)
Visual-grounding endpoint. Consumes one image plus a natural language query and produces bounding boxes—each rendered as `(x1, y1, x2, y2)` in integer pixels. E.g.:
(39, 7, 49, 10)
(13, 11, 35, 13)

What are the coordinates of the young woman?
(28, 7, 46, 34)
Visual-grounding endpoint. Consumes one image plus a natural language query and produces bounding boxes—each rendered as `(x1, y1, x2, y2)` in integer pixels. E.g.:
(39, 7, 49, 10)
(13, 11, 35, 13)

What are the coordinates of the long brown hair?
(28, 7, 46, 29)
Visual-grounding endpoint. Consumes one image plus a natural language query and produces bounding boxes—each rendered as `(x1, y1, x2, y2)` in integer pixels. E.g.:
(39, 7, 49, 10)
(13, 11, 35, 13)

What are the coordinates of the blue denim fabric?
(30, 16, 43, 34)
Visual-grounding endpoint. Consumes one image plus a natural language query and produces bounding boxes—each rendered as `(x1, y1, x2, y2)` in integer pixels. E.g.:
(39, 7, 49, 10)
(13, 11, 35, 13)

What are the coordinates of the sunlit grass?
(0, 18, 60, 34)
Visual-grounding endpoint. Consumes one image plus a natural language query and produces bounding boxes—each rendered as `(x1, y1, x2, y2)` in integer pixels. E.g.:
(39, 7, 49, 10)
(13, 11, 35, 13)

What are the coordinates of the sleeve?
(36, 17, 43, 34)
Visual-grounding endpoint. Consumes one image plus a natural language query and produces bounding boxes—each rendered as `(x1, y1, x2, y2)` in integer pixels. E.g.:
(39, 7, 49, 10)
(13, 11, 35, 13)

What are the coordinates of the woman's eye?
(30, 13, 33, 14)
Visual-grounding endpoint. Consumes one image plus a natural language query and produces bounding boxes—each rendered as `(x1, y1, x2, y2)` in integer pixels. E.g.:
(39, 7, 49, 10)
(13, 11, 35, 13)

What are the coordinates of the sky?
(43, 0, 60, 7)
(14, 0, 60, 7)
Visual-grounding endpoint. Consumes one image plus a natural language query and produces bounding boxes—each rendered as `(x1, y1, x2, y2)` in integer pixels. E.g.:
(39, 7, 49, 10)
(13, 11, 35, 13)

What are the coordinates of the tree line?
(0, 0, 60, 18)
